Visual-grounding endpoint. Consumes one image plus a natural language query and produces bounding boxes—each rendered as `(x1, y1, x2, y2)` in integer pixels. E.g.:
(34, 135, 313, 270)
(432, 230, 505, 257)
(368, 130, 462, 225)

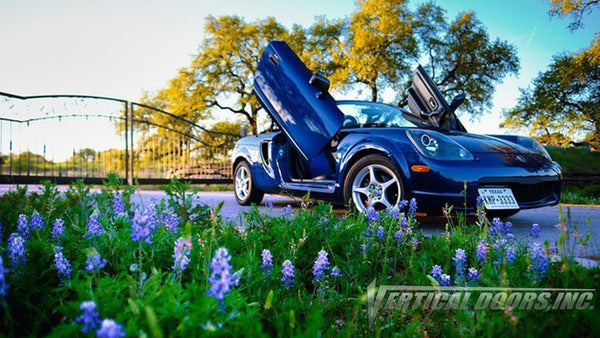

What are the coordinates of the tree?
(198, 121, 241, 160)
(397, 3, 519, 116)
(548, 0, 600, 31)
(346, 0, 417, 101)
(502, 36, 600, 146)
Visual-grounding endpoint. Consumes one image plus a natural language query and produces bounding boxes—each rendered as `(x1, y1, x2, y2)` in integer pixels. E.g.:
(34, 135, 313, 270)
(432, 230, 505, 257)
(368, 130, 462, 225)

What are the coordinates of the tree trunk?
(371, 84, 378, 102)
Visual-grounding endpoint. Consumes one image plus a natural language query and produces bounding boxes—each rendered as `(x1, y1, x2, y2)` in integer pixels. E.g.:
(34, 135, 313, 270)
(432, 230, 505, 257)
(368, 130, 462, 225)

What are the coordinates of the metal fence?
(0, 92, 237, 185)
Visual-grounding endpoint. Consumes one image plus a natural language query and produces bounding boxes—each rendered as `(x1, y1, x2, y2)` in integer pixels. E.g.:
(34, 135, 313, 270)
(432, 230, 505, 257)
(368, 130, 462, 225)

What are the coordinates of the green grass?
(561, 184, 600, 205)
(0, 178, 598, 336)
(546, 146, 600, 173)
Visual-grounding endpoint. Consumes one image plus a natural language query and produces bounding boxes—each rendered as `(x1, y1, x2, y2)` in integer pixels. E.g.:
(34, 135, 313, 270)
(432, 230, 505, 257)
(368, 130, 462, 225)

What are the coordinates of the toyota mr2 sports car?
(231, 40, 562, 217)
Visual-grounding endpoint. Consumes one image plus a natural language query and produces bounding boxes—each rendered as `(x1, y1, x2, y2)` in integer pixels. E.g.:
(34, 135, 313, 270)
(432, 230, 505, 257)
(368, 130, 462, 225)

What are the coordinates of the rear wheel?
(344, 154, 404, 212)
(234, 161, 264, 205)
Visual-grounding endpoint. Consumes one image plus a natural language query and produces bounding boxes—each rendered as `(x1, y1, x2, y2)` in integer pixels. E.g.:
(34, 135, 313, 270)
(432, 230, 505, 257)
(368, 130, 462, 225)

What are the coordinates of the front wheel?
(343, 154, 404, 212)
(234, 161, 264, 205)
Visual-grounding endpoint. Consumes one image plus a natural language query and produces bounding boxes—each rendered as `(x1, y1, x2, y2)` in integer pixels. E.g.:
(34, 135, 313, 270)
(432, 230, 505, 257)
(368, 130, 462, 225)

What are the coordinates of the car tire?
(234, 161, 264, 205)
(343, 154, 404, 212)
(486, 210, 519, 219)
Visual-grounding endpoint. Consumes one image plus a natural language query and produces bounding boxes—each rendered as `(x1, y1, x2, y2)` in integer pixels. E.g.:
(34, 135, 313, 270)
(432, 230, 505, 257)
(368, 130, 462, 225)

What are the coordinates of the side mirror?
(240, 126, 248, 137)
(309, 73, 330, 99)
(449, 93, 465, 113)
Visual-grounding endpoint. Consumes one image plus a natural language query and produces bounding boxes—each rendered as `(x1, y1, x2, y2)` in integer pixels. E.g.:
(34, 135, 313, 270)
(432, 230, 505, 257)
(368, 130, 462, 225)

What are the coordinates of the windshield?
(336, 101, 429, 129)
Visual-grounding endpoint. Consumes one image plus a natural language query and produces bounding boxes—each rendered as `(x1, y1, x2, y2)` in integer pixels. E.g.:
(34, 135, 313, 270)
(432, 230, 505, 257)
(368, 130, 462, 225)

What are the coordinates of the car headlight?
(515, 136, 552, 161)
(406, 130, 474, 160)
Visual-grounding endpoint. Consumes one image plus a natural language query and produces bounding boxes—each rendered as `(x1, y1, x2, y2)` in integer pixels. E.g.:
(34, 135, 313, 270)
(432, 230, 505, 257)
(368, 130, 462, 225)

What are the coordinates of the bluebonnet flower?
(454, 249, 467, 276)
(0, 256, 8, 297)
(506, 233, 514, 241)
(8, 233, 26, 267)
(96, 319, 126, 338)
(505, 246, 517, 263)
(359, 244, 368, 254)
(505, 221, 513, 233)
(281, 260, 295, 288)
(489, 218, 503, 237)
(476, 196, 484, 209)
(476, 241, 487, 263)
(172, 238, 192, 275)
(312, 250, 330, 283)
(112, 195, 126, 216)
(400, 216, 409, 229)
(52, 218, 65, 239)
(467, 267, 480, 283)
(376, 226, 385, 240)
(75, 301, 101, 334)
(398, 199, 409, 211)
(365, 207, 380, 223)
(407, 198, 418, 218)
(364, 225, 373, 239)
(17, 214, 29, 238)
(282, 204, 293, 216)
(331, 266, 342, 277)
(87, 214, 104, 238)
(530, 223, 540, 239)
(261, 249, 273, 274)
(388, 206, 400, 220)
(439, 274, 452, 286)
(207, 247, 240, 308)
(430, 265, 443, 281)
(85, 250, 107, 272)
(394, 230, 402, 243)
(160, 211, 180, 233)
(530, 243, 549, 280)
(266, 199, 273, 209)
(30, 213, 44, 231)
(411, 237, 419, 248)
(54, 247, 72, 280)
(131, 205, 159, 244)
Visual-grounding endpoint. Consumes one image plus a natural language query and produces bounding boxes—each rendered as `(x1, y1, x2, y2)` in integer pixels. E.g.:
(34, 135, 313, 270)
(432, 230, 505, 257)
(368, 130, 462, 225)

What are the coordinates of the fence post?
(129, 102, 135, 185)
(124, 101, 130, 185)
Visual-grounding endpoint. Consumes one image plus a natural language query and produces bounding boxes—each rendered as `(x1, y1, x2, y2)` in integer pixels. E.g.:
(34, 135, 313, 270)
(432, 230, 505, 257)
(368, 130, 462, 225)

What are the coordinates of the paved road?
(2, 186, 598, 262)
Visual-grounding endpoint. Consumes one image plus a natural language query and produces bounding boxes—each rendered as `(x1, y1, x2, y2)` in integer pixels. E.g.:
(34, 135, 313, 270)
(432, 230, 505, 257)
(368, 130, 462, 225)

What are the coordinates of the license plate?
(478, 188, 519, 210)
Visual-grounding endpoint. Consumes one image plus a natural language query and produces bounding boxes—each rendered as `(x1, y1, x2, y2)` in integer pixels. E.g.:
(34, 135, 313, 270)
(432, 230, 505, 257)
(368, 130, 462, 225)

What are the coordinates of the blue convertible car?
(232, 41, 561, 217)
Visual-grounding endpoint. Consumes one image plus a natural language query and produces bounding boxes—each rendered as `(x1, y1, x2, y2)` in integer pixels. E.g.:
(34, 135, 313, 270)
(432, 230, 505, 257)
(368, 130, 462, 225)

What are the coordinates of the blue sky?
(0, 0, 598, 135)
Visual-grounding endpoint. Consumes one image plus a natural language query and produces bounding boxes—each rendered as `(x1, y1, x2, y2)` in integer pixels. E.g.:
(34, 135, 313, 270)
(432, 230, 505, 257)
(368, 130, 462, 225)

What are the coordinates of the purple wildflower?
(75, 301, 101, 334)
(365, 207, 380, 223)
(96, 319, 126, 338)
(331, 266, 342, 277)
(407, 198, 418, 218)
(30, 213, 44, 231)
(8, 233, 26, 267)
(476, 196, 484, 209)
(85, 250, 107, 272)
(207, 248, 240, 309)
(17, 214, 29, 238)
(282, 204, 293, 216)
(360, 244, 368, 254)
(172, 238, 192, 275)
(87, 214, 104, 239)
(112, 195, 126, 216)
(400, 216, 409, 229)
(54, 247, 72, 280)
(281, 260, 295, 288)
(52, 218, 66, 239)
(454, 249, 467, 276)
(131, 205, 159, 244)
(439, 274, 452, 286)
(411, 237, 419, 248)
(505, 246, 517, 263)
(376, 226, 385, 240)
(161, 211, 180, 233)
(312, 250, 330, 283)
(398, 199, 409, 211)
(476, 241, 487, 263)
(394, 230, 402, 243)
(431, 265, 443, 281)
(261, 249, 273, 274)
(388, 206, 400, 220)
(0, 256, 8, 297)
(467, 267, 480, 283)
(364, 225, 373, 239)
(530, 223, 540, 239)
(530, 243, 549, 280)
(266, 199, 273, 209)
